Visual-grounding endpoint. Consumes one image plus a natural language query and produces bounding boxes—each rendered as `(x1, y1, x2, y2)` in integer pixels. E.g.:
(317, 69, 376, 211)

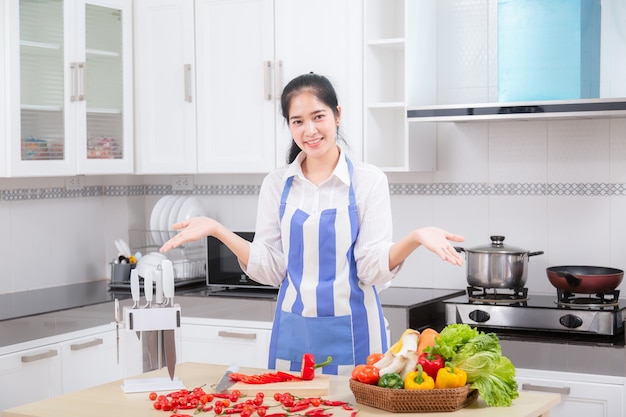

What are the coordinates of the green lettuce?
(429, 324, 519, 407)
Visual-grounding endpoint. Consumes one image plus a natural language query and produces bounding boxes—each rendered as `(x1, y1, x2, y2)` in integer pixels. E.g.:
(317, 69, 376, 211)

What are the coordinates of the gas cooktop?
(444, 293, 626, 336)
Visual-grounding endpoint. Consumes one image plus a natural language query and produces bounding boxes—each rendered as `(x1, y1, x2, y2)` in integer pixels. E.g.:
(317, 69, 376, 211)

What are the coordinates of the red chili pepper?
(285, 403, 311, 412)
(300, 354, 333, 380)
(305, 408, 332, 417)
(342, 404, 354, 410)
(350, 411, 359, 417)
(264, 414, 288, 417)
(322, 400, 347, 406)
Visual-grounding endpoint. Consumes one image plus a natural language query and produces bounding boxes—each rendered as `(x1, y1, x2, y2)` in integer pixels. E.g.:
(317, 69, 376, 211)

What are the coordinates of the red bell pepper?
(300, 354, 333, 380)
(417, 352, 444, 379)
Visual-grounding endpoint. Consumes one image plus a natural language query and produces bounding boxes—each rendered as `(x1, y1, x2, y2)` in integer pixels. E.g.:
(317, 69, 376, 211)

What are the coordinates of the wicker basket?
(349, 379, 479, 413)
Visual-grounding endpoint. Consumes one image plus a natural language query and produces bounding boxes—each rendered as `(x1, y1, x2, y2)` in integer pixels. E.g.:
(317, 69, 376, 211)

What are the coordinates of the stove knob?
(468, 309, 491, 323)
(559, 314, 583, 329)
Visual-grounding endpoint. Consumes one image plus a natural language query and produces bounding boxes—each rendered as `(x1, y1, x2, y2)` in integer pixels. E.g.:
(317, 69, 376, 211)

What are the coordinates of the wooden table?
(2, 363, 560, 417)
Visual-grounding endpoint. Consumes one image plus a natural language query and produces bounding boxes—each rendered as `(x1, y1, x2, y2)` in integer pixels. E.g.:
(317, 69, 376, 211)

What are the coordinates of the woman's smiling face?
(287, 91, 341, 160)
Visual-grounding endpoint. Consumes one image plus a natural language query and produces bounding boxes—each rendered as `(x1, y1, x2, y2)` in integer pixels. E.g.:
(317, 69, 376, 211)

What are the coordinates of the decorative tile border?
(2, 183, 626, 201)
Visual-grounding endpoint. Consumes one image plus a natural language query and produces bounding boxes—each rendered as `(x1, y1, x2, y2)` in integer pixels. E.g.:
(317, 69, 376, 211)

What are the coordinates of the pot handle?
(454, 247, 466, 254)
(528, 251, 544, 257)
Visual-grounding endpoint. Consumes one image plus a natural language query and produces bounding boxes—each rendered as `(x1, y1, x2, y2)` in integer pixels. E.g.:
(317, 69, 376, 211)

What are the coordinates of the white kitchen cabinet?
(1, 0, 134, 177)
(516, 368, 625, 417)
(0, 346, 62, 410)
(363, 0, 436, 172)
(181, 322, 271, 369)
(134, 0, 362, 175)
(0, 324, 143, 410)
(60, 326, 143, 394)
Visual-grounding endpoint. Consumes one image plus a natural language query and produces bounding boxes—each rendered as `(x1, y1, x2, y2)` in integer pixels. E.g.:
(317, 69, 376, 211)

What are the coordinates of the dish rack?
(128, 229, 206, 280)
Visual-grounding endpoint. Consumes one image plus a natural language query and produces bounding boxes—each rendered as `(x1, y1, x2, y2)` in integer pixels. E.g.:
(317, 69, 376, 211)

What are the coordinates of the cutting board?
(227, 375, 331, 396)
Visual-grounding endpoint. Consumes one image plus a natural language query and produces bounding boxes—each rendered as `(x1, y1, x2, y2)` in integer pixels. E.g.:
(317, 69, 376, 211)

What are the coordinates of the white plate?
(176, 196, 206, 247)
(167, 196, 188, 233)
(159, 196, 179, 244)
(150, 196, 175, 246)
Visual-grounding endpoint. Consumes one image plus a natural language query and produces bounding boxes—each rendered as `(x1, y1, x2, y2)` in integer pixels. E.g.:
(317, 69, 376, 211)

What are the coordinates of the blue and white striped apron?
(267, 156, 388, 376)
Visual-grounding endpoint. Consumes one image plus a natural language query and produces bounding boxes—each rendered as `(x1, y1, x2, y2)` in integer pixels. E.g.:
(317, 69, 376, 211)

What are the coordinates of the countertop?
(0, 282, 463, 351)
(1, 362, 560, 417)
(3, 281, 626, 377)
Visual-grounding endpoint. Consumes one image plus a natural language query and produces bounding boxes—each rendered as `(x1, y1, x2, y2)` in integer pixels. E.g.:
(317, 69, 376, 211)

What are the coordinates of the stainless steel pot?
(455, 236, 544, 289)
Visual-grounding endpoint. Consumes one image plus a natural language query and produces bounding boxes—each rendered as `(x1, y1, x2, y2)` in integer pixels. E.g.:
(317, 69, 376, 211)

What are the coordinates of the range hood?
(407, 98, 626, 122)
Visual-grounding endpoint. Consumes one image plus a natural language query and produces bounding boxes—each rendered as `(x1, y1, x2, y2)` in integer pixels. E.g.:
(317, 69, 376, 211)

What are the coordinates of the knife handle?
(130, 269, 140, 306)
(161, 259, 175, 304)
(154, 267, 164, 305)
(144, 269, 153, 306)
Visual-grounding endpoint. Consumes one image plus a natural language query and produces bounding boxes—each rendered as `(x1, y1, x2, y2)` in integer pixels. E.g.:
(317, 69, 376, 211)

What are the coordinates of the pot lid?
(468, 235, 528, 254)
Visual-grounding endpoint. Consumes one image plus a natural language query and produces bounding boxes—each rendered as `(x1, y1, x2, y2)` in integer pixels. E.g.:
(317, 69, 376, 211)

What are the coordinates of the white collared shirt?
(244, 149, 400, 288)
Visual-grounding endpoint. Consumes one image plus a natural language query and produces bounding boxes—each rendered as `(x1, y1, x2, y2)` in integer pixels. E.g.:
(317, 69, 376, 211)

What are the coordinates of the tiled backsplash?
(0, 117, 625, 297)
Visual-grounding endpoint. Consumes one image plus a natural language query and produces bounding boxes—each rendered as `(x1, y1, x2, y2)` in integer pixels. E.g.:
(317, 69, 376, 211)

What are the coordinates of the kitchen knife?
(114, 299, 120, 364)
(161, 260, 177, 381)
(161, 259, 175, 307)
(163, 327, 177, 381)
(144, 269, 153, 308)
(215, 363, 240, 393)
(130, 269, 141, 340)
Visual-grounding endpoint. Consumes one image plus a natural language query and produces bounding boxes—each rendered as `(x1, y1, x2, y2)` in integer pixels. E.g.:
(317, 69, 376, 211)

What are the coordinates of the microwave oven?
(206, 232, 278, 291)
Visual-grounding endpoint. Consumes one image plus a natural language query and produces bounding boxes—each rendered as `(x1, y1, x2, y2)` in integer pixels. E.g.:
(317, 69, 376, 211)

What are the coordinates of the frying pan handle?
(528, 251, 544, 257)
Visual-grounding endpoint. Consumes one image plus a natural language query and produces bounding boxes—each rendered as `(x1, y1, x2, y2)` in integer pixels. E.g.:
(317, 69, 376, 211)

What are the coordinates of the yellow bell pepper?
(435, 362, 467, 389)
(404, 364, 434, 390)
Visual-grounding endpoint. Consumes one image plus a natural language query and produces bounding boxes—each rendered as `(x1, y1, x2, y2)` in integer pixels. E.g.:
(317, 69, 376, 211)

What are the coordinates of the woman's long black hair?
(281, 73, 347, 164)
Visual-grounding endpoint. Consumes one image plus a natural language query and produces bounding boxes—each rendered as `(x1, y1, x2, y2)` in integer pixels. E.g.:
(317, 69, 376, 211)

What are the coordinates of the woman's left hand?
(413, 227, 465, 266)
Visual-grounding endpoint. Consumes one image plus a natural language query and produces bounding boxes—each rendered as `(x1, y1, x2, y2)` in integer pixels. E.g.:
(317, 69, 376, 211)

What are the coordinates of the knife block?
(124, 305, 181, 331)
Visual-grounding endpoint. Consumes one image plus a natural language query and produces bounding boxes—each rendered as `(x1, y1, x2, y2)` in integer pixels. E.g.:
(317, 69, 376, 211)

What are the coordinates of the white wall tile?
(435, 122, 489, 183)
(546, 196, 611, 267)
(547, 119, 611, 183)
(610, 118, 626, 182)
(488, 121, 548, 183)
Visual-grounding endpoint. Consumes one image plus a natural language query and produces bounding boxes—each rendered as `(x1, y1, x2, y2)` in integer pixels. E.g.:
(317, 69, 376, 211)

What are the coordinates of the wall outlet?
(172, 175, 193, 191)
(65, 176, 84, 191)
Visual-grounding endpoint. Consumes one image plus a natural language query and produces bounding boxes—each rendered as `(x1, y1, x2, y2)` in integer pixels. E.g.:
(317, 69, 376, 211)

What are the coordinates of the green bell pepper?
(377, 372, 404, 389)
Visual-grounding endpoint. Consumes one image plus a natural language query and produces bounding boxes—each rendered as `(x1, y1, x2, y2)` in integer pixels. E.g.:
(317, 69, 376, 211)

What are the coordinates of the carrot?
(417, 328, 439, 355)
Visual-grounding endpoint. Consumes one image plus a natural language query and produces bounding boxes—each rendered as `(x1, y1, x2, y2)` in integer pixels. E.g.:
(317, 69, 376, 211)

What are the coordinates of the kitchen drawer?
(516, 368, 625, 417)
(181, 323, 271, 369)
(0, 346, 62, 410)
(60, 329, 127, 394)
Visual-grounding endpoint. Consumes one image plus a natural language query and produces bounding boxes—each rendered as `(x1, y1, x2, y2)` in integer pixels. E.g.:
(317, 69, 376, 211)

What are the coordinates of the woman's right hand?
(159, 216, 220, 252)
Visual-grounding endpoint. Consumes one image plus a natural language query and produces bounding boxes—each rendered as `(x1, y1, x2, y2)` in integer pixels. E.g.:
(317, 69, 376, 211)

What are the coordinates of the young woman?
(160, 73, 464, 375)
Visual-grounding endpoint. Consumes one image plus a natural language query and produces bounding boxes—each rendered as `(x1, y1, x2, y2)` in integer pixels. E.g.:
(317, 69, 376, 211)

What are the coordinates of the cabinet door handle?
(78, 62, 86, 101)
(184, 64, 193, 102)
(70, 338, 103, 351)
(274, 60, 283, 101)
(521, 383, 571, 395)
(21, 349, 58, 363)
(263, 61, 272, 100)
(218, 330, 257, 340)
(70, 62, 78, 102)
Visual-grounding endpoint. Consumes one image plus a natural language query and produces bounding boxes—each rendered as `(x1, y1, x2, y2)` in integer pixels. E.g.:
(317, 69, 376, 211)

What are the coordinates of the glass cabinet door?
(84, 3, 124, 161)
(19, 0, 66, 162)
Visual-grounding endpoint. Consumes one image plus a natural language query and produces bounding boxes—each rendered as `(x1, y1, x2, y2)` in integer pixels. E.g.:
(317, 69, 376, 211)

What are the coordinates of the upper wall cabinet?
(405, 0, 626, 122)
(134, 0, 362, 175)
(1, 0, 134, 177)
(363, 0, 436, 172)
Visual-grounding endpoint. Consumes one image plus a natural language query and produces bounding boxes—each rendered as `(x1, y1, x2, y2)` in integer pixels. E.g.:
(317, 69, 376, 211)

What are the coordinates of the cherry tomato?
(256, 407, 267, 417)
(273, 393, 282, 401)
(366, 353, 385, 365)
(351, 364, 367, 380)
(310, 397, 322, 407)
(153, 402, 162, 410)
(355, 364, 380, 385)
(148, 391, 157, 401)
